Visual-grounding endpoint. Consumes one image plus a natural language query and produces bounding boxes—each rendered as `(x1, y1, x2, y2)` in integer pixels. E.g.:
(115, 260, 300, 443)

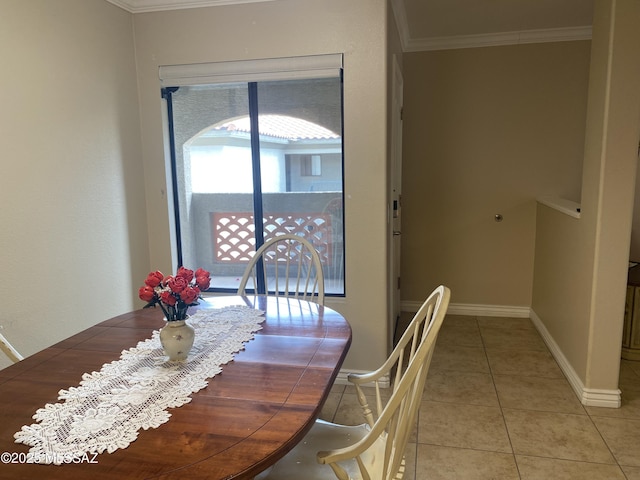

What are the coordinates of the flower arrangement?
(138, 267, 211, 321)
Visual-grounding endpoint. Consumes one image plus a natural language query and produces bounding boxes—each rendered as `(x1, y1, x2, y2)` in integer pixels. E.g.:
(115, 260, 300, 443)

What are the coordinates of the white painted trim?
(334, 369, 390, 389)
(401, 301, 530, 318)
(105, 0, 135, 11)
(390, 0, 411, 52)
(537, 196, 582, 219)
(105, 0, 275, 13)
(0, 332, 23, 363)
(404, 26, 592, 52)
(581, 388, 623, 408)
(340, 305, 623, 407)
(530, 310, 621, 408)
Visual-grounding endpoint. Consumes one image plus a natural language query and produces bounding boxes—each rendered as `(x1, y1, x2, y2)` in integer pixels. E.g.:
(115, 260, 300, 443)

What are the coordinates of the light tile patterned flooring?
(319, 314, 640, 479)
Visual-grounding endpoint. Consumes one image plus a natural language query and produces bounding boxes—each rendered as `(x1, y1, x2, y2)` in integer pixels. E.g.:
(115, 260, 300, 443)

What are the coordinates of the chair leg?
(0, 333, 23, 363)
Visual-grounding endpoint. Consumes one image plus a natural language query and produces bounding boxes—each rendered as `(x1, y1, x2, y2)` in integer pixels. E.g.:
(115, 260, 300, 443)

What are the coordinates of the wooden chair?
(0, 332, 23, 363)
(255, 285, 451, 480)
(237, 233, 325, 305)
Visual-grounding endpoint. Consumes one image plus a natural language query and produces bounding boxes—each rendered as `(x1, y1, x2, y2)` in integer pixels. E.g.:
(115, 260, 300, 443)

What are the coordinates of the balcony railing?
(186, 193, 344, 292)
(212, 212, 333, 264)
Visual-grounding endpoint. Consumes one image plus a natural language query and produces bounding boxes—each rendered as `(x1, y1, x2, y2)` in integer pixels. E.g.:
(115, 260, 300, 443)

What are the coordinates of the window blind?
(159, 53, 343, 87)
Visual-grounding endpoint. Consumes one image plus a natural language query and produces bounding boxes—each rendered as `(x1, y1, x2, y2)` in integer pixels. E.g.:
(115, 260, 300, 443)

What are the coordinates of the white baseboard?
(393, 302, 620, 407)
(401, 301, 531, 318)
(530, 310, 621, 408)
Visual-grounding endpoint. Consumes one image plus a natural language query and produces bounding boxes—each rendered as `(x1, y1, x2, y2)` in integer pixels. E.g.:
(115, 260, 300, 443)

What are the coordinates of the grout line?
(331, 314, 640, 478)
(479, 316, 523, 479)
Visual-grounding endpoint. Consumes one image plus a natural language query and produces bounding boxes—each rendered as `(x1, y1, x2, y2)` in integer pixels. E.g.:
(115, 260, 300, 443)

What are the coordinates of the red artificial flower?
(176, 266, 194, 282)
(195, 268, 209, 279)
(180, 286, 200, 305)
(194, 267, 211, 290)
(138, 285, 156, 302)
(160, 290, 178, 306)
(144, 270, 164, 288)
(168, 275, 188, 293)
(195, 275, 211, 290)
(140, 266, 210, 320)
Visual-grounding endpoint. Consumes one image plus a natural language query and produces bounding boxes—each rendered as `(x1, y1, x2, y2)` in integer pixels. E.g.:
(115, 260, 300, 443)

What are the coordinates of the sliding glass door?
(161, 58, 345, 295)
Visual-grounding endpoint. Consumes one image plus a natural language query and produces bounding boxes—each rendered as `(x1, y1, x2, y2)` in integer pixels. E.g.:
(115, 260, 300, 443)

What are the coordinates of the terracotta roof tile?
(216, 115, 339, 141)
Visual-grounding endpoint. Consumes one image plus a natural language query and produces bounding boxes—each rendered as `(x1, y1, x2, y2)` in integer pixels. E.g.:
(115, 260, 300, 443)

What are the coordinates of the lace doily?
(14, 305, 265, 464)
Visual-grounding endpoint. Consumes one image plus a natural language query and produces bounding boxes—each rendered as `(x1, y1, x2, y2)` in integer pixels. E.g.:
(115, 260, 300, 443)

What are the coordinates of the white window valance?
(159, 53, 343, 87)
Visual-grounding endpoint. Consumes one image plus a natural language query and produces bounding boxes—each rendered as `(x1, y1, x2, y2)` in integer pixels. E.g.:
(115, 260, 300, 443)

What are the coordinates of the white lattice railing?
(211, 212, 333, 264)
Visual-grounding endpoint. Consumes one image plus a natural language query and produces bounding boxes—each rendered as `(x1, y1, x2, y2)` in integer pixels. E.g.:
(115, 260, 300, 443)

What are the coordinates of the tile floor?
(319, 314, 640, 479)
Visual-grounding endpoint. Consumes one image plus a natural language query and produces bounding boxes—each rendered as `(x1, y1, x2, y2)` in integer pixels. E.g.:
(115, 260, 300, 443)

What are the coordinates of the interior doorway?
(389, 54, 404, 353)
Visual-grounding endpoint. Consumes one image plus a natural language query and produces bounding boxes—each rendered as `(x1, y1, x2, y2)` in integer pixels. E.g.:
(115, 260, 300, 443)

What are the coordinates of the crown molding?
(105, 0, 275, 14)
(110, 0, 592, 51)
(390, 0, 411, 51)
(404, 25, 592, 52)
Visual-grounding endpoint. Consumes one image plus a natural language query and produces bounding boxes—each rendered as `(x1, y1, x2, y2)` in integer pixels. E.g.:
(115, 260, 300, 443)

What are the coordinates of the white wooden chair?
(237, 233, 325, 305)
(255, 285, 451, 480)
(0, 332, 23, 363)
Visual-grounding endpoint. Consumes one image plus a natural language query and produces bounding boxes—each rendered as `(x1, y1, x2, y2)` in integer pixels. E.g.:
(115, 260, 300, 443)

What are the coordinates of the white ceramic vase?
(159, 319, 195, 361)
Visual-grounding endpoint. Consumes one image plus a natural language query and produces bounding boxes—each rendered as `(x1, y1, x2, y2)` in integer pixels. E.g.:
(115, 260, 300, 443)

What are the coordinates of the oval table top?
(0, 295, 351, 479)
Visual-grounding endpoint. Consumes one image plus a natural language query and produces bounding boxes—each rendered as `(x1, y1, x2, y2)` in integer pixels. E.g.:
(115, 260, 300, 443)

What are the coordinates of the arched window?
(188, 115, 341, 193)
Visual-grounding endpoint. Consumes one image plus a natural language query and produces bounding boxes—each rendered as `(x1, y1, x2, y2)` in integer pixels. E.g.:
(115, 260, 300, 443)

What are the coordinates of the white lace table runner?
(14, 305, 265, 465)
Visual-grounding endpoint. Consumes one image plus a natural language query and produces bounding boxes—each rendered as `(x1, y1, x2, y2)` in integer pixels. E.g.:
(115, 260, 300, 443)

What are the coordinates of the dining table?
(0, 295, 351, 479)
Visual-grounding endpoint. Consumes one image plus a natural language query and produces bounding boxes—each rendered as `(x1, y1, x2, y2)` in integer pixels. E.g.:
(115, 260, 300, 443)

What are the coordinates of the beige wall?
(532, 0, 640, 400)
(0, 0, 147, 369)
(133, 0, 390, 371)
(402, 42, 591, 307)
(631, 168, 640, 262)
(532, 206, 591, 380)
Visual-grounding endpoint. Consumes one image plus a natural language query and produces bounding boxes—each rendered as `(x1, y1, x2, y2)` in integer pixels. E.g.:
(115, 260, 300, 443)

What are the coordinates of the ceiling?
(106, 0, 594, 51)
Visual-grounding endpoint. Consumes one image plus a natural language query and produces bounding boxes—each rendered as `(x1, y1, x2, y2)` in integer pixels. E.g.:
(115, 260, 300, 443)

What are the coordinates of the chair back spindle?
(237, 233, 325, 305)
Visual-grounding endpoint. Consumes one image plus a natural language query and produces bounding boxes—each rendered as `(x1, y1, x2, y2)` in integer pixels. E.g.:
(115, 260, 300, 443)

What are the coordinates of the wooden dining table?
(0, 295, 351, 479)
